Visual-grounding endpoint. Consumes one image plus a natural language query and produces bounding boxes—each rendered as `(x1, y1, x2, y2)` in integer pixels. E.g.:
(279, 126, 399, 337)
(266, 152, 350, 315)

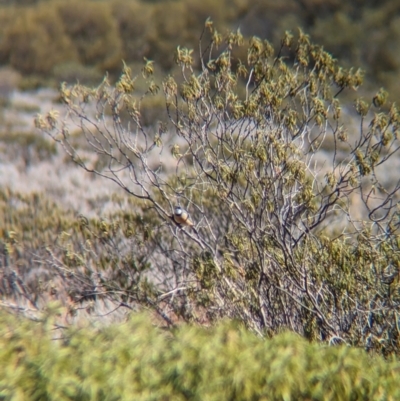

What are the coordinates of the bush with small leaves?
(111, 0, 153, 63)
(36, 23, 400, 355)
(0, 189, 161, 316)
(0, 6, 77, 75)
(56, 1, 122, 71)
(1, 0, 400, 95)
(1, 310, 400, 400)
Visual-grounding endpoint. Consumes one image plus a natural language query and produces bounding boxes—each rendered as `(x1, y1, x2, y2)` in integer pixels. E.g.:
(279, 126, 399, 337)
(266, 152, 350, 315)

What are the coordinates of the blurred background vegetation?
(0, 0, 400, 97)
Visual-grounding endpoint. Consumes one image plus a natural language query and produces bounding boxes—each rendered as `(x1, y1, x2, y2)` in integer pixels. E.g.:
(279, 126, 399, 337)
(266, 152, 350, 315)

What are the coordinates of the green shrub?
(52, 62, 103, 85)
(1, 0, 400, 93)
(111, 0, 153, 63)
(0, 7, 77, 75)
(0, 187, 161, 314)
(56, 1, 122, 71)
(0, 311, 400, 400)
(147, 1, 189, 70)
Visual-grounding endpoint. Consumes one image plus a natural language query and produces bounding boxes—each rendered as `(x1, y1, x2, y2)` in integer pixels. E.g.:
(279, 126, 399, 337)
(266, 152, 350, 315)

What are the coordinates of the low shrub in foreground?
(0, 310, 399, 400)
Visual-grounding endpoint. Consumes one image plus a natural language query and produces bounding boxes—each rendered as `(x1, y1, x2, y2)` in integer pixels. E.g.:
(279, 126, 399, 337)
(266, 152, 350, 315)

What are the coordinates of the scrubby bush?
(56, 1, 122, 72)
(0, 7, 77, 75)
(1, 0, 400, 94)
(111, 0, 153, 63)
(34, 22, 400, 356)
(52, 62, 103, 86)
(0, 186, 163, 316)
(1, 310, 400, 400)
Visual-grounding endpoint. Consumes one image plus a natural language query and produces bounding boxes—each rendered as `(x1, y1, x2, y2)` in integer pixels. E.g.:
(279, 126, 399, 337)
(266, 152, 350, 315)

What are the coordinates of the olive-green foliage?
(52, 62, 103, 86)
(0, 6, 77, 75)
(56, 1, 122, 72)
(0, 190, 72, 308)
(0, 190, 73, 247)
(0, 188, 168, 314)
(110, 0, 153, 63)
(1, 0, 400, 95)
(1, 310, 400, 400)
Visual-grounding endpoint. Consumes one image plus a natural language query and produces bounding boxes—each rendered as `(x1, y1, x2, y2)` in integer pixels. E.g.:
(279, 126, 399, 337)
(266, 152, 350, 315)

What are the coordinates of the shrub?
(35, 23, 400, 355)
(52, 62, 103, 86)
(0, 188, 159, 314)
(1, 0, 400, 94)
(111, 0, 153, 63)
(147, 1, 189, 70)
(56, 1, 122, 71)
(0, 311, 400, 400)
(0, 7, 77, 75)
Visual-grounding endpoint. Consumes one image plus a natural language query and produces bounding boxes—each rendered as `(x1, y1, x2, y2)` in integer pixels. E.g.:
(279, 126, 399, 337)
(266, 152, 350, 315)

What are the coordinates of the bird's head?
(174, 206, 182, 216)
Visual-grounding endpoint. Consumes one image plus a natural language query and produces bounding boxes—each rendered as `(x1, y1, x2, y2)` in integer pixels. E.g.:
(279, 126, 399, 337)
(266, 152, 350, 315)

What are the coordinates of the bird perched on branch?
(172, 205, 194, 227)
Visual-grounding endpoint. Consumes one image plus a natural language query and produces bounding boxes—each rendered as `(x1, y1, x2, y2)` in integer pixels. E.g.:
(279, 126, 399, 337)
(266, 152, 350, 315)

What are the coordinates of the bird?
(172, 205, 194, 227)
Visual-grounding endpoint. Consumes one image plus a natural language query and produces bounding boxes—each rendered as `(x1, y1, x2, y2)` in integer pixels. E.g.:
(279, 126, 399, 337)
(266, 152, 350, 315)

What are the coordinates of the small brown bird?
(173, 206, 194, 227)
